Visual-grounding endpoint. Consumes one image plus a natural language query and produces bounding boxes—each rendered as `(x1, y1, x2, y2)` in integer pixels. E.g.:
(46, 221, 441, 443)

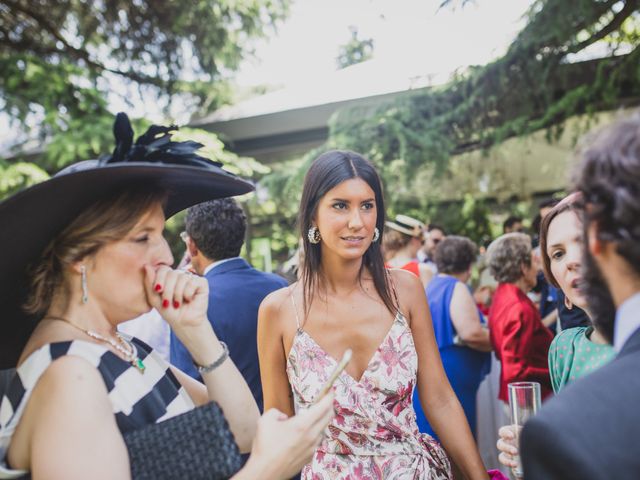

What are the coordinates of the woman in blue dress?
(414, 236, 492, 438)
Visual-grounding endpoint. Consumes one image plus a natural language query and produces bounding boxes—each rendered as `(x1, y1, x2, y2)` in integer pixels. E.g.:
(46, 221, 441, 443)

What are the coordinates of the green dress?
(548, 326, 616, 393)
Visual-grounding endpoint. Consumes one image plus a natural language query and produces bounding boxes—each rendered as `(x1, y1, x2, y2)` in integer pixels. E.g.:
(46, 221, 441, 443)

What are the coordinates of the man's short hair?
(503, 216, 523, 233)
(574, 113, 640, 277)
(435, 236, 477, 274)
(427, 223, 446, 235)
(186, 198, 246, 261)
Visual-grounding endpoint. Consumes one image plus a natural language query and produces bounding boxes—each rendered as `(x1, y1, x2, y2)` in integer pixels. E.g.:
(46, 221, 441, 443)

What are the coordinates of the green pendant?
(134, 358, 146, 373)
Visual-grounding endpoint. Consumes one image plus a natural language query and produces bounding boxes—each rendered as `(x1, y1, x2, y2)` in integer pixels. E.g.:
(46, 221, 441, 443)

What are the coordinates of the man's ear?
(587, 221, 602, 257)
(186, 237, 199, 258)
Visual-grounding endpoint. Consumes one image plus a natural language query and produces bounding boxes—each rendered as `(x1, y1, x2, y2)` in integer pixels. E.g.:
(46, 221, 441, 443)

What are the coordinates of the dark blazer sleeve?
(521, 414, 593, 480)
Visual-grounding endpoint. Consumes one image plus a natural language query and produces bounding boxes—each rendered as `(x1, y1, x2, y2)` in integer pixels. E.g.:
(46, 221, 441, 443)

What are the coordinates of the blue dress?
(413, 275, 490, 438)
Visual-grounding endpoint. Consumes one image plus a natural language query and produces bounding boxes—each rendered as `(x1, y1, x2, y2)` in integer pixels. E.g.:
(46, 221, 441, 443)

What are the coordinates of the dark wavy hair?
(572, 113, 640, 341)
(298, 150, 396, 315)
(186, 198, 246, 261)
(573, 113, 640, 277)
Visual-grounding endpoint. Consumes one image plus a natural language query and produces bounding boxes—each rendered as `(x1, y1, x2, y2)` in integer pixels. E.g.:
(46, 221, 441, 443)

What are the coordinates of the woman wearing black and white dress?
(0, 114, 333, 480)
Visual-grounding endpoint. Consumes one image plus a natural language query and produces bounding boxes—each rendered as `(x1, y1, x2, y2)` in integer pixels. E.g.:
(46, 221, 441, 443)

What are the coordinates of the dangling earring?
(372, 228, 380, 242)
(80, 265, 88, 304)
(564, 295, 573, 310)
(308, 226, 321, 244)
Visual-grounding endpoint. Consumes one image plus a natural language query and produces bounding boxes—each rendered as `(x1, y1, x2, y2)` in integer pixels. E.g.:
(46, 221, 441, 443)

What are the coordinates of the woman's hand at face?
(243, 393, 335, 480)
(496, 425, 519, 470)
(144, 265, 209, 331)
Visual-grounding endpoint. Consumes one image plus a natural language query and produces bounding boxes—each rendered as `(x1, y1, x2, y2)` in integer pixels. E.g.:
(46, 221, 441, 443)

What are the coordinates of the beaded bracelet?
(194, 341, 229, 374)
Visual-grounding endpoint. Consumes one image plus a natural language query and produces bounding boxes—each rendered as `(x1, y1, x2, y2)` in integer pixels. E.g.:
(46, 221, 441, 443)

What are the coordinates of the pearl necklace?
(44, 316, 146, 373)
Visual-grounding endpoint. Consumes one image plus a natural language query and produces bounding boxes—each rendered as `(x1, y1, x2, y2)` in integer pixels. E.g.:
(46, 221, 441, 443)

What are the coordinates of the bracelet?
(194, 341, 229, 374)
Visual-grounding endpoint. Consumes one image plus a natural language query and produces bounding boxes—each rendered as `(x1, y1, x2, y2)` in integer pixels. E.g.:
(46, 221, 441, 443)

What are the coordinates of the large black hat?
(0, 113, 254, 368)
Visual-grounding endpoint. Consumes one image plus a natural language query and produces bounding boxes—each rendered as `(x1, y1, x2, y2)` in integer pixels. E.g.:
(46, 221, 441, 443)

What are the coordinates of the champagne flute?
(508, 382, 541, 478)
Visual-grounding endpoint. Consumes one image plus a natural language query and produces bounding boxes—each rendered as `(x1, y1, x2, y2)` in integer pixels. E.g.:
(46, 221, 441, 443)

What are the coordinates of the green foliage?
(425, 194, 494, 245)
(259, 0, 640, 253)
(330, 0, 640, 181)
(336, 27, 375, 69)
(174, 128, 270, 178)
(0, 160, 49, 199)
(1, 0, 289, 167)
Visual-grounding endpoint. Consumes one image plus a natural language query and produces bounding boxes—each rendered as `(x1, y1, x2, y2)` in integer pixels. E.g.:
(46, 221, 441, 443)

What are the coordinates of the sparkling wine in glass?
(508, 381, 541, 478)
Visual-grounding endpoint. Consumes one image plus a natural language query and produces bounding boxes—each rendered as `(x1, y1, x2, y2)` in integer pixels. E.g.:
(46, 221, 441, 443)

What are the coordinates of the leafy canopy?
(0, 0, 288, 199)
(261, 0, 640, 247)
(336, 26, 375, 69)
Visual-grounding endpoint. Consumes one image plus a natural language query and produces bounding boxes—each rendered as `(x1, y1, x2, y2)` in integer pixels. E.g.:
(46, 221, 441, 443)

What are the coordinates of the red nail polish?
(154, 284, 162, 292)
(173, 300, 180, 309)
(162, 299, 169, 309)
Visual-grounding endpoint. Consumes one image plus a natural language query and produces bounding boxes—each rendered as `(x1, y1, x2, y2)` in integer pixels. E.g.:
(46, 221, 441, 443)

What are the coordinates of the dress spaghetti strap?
(387, 270, 402, 314)
(289, 287, 302, 331)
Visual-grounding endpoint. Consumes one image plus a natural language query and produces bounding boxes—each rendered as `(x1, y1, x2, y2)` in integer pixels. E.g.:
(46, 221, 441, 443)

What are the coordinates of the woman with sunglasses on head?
(258, 150, 499, 480)
(0, 114, 334, 480)
(496, 193, 616, 473)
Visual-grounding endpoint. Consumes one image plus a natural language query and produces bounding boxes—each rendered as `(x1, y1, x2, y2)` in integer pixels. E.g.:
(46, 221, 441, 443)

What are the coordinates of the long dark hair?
(298, 150, 396, 315)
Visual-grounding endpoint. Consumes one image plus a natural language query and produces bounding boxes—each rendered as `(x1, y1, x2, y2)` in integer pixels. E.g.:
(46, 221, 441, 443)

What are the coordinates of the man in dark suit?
(520, 114, 640, 479)
(170, 198, 287, 412)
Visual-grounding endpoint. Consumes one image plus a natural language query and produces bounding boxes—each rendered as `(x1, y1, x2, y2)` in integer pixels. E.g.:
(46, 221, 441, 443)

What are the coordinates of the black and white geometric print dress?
(0, 336, 194, 478)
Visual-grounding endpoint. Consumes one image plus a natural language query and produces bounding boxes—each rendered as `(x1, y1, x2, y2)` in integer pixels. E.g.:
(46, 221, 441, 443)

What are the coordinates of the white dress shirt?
(613, 292, 640, 352)
(202, 256, 240, 276)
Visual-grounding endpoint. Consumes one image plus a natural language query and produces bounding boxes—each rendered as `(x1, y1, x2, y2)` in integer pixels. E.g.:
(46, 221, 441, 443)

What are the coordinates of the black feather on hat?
(0, 113, 254, 368)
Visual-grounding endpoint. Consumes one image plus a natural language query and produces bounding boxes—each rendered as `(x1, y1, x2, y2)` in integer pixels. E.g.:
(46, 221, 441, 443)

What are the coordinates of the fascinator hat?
(385, 214, 425, 238)
(0, 113, 254, 368)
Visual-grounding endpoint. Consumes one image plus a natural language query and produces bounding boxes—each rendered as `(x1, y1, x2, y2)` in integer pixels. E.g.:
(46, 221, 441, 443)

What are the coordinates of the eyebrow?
(133, 226, 157, 234)
(330, 197, 376, 203)
(547, 235, 581, 250)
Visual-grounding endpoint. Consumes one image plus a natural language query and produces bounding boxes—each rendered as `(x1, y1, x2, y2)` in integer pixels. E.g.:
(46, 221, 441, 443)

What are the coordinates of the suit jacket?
(521, 327, 640, 479)
(488, 283, 554, 402)
(170, 258, 287, 412)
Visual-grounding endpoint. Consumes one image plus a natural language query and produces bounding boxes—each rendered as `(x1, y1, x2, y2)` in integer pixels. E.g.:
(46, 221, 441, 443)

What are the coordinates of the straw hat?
(385, 214, 425, 238)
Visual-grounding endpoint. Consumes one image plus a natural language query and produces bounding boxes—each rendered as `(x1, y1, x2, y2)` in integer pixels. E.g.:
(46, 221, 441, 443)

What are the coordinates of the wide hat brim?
(0, 161, 254, 368)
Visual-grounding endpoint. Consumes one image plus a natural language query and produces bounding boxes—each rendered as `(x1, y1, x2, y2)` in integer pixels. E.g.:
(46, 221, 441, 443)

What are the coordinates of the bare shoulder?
(11, 356, 111, 459)
(259, 283, 298, 331)
(10, 356, 127, 477)
(34, 355, 110, 401)
(387, 268, 426, 321)
(388, 268, 424, 297)
(260, 284, 293, 315)
(452, 280, 473, 298)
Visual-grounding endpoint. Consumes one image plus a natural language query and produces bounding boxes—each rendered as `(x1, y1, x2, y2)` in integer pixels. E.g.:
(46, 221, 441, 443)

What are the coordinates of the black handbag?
(123, 402, 243, 480)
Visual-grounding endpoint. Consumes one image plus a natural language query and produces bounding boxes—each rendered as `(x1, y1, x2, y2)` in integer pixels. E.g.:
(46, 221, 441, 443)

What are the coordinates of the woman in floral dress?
(258, 150, 490, 479)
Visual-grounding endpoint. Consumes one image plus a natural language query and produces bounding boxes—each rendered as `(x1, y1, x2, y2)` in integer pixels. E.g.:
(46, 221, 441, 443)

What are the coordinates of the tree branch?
(568, 0, 639, 54)
(2, 0, 168, 87)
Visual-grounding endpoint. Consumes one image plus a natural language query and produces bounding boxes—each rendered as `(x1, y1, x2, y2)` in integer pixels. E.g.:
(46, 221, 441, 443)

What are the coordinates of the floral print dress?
(286, 300, 452, 480)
